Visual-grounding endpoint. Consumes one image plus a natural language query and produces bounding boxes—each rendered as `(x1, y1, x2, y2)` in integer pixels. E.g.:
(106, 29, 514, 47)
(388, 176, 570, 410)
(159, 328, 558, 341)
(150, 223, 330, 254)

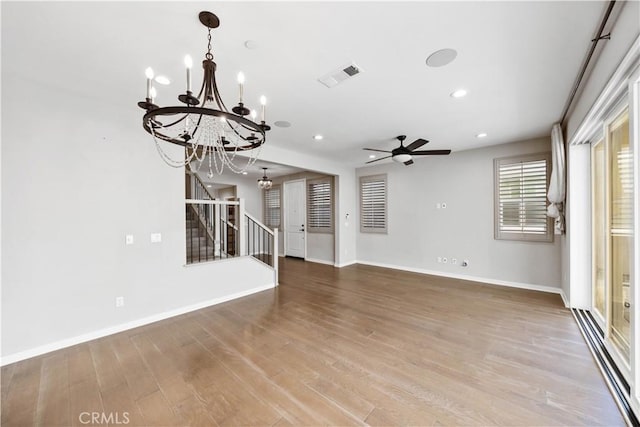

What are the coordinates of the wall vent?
(318, 62, 363, 88)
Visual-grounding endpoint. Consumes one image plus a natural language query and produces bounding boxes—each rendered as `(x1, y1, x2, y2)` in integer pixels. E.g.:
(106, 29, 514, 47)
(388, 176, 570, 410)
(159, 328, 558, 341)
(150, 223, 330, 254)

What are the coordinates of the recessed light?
(450, 89, 467, 98)
(313, 134, 323, 141)
(426, 48, 458, 68)
(155, 75, 171, 85)
(242, 171, 248, 175)
(369, 154, 376, 159)
(274, 120, 291, 128)
(476, 133, 488, 138)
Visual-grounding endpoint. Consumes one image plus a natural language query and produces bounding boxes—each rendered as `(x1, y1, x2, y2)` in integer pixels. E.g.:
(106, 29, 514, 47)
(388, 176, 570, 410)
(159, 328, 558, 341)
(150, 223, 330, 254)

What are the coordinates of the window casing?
(494, 153, 553, 242)
(307, 177, 333, 233)
(360, 174, 387, 234)
(263, 185, 281, 229)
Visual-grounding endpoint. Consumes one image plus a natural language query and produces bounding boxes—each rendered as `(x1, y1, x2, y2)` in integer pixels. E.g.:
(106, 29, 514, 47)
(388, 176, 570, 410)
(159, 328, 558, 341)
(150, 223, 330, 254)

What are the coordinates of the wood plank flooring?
(1, 258, 624, 426)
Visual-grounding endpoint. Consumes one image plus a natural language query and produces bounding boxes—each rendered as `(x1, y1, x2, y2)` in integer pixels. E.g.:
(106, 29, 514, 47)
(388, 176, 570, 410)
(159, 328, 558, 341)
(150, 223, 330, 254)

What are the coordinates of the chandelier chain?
(206, 29, 213, 60)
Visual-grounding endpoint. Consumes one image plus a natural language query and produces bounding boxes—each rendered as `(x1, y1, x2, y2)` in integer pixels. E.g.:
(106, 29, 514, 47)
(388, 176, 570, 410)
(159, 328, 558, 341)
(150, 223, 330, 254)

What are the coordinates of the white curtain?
(547, 123, 566, 233)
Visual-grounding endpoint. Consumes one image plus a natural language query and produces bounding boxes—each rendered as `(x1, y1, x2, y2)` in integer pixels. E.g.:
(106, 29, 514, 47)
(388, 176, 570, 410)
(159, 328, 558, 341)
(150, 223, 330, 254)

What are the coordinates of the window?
(263, 185, 281, 229)
(307, 177, 333, 233)
(494, 153, 552, 242)
(360, 174, 387, 233)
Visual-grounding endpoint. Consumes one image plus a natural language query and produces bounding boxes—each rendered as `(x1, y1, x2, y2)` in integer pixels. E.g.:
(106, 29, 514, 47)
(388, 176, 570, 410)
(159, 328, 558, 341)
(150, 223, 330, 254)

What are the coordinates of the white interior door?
(284, 179, 306, 258)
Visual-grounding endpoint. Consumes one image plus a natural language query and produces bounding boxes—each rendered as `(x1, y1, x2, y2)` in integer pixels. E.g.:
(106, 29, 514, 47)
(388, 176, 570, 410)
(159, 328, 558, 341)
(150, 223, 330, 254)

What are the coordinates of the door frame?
(283, 178, 307, 259)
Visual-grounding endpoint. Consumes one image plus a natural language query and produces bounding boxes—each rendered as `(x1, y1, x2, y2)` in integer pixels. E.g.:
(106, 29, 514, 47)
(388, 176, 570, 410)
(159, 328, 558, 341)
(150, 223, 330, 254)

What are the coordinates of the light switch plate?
(125, 235, 134, 245)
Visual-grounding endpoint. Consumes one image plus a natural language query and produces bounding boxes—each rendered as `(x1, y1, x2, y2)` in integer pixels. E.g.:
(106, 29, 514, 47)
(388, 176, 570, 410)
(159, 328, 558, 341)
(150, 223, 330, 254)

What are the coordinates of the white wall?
(356, 137, 562, 290)
(200, 174, 263, 219)
(567, 144, 592, 309)
(1, 17, 356, 362)
(306, 233, 335, 265)
(214, 186, 236, 201)
(0, 75, 276, 361)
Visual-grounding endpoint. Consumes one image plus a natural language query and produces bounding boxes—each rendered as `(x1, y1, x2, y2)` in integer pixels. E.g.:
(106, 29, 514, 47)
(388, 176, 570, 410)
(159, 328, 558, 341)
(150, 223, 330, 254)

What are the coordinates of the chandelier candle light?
(138, 11, 271, 177)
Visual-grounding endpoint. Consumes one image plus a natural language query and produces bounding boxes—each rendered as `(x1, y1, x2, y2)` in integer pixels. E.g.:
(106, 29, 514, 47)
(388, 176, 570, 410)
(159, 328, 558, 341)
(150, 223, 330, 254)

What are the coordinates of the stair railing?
(242, 207, 279, 285)
(185, 199, 241, 264)
(184, 176, 279, 283)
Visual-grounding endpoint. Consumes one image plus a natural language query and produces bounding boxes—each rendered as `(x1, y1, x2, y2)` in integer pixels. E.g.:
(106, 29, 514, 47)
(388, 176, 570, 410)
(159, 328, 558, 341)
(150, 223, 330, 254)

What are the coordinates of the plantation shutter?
(360, 174, 387, 233)
(495, 154, 552, 242)
(263, 185, 281, 229)
(307, 178, 333, 233)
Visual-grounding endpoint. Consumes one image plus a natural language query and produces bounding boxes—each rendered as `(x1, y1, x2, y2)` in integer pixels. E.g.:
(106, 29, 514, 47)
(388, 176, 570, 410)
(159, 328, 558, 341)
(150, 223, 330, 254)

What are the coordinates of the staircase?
(185, 168, 279, 284)
(185, 205, 215, 263)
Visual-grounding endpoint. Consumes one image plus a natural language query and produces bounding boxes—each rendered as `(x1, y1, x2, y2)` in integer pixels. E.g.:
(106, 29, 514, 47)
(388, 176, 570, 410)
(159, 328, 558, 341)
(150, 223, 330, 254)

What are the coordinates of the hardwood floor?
(1, 258, 624, 426)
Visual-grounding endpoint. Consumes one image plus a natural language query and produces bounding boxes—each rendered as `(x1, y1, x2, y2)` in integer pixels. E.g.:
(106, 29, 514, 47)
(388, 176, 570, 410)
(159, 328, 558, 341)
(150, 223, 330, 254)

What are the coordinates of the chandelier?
(138, 11, 271, 177)
(257, 168, 273, 190)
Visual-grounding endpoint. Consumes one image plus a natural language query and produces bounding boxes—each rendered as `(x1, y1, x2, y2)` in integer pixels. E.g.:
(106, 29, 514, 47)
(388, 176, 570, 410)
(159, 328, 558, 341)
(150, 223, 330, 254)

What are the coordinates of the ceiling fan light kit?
(392, 154, 412, 163)
(138, 11, 271, 177)
(363, 135, 451, 166)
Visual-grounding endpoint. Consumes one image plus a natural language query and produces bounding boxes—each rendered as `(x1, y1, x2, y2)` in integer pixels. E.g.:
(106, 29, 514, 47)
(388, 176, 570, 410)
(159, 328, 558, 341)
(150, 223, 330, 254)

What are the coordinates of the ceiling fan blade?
(410, 149, 452, 155)
(404, 159, 414, 166)
(406, 138, 429, 151)
(363, 148, 392, 153)
(366, 155, 392, 164)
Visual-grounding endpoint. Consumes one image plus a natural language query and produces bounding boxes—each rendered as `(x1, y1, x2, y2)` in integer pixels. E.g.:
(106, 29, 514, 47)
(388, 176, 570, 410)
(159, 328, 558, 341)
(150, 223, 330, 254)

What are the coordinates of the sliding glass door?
(609, 109, 632, 360)
(591, 107, 633, 366)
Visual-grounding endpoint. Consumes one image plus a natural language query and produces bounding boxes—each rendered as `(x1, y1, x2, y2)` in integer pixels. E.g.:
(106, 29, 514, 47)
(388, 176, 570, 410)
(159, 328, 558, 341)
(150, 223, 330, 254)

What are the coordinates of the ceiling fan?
(364, 135, 451, 165)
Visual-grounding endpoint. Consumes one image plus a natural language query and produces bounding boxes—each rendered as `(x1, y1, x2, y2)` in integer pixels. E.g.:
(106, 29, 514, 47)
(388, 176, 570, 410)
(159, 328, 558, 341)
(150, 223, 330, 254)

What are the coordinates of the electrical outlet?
(115, 297, 124, 308)
(452, 258, 457, 265)
(436, 203, 441, 209)
(150, 233, 162, 243)
(437, 256, 442, 263)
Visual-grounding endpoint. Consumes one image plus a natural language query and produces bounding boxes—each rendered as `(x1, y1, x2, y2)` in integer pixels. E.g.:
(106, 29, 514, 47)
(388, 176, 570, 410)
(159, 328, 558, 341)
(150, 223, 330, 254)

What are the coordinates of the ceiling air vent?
(318, 62, 363, 88)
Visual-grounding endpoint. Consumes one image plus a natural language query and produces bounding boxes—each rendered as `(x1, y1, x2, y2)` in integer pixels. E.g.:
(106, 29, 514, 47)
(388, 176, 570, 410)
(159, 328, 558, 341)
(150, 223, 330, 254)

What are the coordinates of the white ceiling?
(2, 1, 606, 167)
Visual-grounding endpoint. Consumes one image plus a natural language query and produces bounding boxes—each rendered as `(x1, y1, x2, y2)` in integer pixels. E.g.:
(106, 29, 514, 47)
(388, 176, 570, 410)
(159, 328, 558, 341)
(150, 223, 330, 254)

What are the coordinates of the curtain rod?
(559, 0, 616, 126)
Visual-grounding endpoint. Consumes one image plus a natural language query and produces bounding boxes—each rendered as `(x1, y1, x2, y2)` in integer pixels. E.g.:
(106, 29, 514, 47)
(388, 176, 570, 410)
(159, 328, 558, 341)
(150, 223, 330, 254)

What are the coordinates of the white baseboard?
(559, 289, 569, 307)
(305, 257, 335, 266)
(334, 260, 357, 268)
(1, 283, 275, 366)
(355, 260, 563, 295)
